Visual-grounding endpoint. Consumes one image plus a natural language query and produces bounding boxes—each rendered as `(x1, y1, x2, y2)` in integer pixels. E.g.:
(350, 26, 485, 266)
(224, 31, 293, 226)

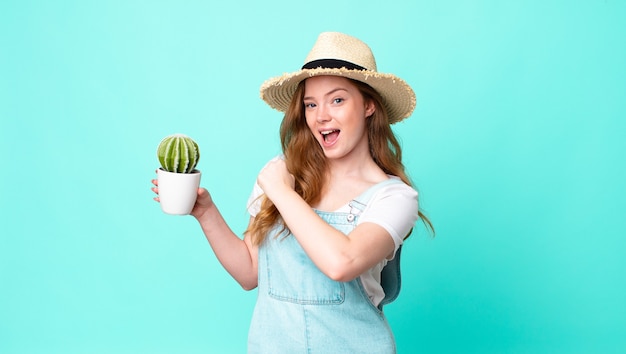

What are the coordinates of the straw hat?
(260, 32, 416, 124)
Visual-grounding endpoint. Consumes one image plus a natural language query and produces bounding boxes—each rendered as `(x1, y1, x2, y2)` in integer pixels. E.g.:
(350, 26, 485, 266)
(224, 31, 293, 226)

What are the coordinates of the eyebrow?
(303, 87, 349, 101)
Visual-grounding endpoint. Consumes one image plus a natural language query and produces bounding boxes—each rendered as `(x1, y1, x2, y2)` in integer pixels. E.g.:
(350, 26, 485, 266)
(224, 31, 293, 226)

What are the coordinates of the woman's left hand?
(257, 157, 295, 201)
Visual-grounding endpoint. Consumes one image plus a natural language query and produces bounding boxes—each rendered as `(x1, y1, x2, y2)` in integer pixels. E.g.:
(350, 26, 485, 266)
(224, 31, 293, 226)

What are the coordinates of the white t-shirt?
(246, 164, 419, 307)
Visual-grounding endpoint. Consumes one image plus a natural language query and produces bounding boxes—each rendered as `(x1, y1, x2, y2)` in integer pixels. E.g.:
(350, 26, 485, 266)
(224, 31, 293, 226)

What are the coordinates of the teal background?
(1, 1, 624, 353)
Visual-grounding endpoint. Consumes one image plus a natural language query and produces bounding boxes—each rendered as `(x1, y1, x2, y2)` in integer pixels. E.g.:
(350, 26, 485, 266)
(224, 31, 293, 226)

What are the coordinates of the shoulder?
(372, 176, 418, 202)
(358, 177, 419, 249)
(367, 179, 418, 218)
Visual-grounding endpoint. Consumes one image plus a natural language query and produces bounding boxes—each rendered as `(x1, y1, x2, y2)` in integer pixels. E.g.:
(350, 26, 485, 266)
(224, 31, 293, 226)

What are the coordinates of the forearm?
(270, 189, 359, 280)
(256, 158, 394, 281)
(196, 206, 258, 290)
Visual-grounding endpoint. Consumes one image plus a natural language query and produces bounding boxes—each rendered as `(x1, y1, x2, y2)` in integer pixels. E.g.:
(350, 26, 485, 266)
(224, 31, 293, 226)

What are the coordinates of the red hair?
(248, 78, 433, 245)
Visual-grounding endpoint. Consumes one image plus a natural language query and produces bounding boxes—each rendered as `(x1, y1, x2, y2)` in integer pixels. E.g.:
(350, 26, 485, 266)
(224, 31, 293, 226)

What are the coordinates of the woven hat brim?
(260, 68, 416, 124)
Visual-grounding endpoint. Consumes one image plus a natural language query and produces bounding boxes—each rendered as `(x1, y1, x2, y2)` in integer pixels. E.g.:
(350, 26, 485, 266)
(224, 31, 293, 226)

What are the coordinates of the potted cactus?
(156, 134, 201, 215)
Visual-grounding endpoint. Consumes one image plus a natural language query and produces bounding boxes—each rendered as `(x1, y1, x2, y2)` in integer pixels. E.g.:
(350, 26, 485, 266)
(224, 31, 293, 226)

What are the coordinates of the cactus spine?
(157, 134, 200, 173)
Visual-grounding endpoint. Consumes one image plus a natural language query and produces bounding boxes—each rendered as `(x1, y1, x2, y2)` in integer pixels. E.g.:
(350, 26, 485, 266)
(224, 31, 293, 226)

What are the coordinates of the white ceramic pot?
(157, 168, 201, 215)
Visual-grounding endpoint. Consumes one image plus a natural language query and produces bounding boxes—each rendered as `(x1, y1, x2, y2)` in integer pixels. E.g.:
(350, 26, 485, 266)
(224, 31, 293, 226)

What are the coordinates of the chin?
(322, 150, 345, 160)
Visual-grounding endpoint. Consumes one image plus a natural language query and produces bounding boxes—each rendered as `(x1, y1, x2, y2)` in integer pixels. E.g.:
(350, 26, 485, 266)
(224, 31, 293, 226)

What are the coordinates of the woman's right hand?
(189, 187, 215, 220)
(151, 171, 214, 220)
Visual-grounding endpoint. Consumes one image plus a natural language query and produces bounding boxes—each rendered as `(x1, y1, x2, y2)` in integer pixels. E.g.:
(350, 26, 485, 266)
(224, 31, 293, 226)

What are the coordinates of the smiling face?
(303, 76, 376, 161)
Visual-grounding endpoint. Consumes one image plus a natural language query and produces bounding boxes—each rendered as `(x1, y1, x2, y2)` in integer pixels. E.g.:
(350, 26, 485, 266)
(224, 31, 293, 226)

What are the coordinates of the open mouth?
(321, 130, 340, 144)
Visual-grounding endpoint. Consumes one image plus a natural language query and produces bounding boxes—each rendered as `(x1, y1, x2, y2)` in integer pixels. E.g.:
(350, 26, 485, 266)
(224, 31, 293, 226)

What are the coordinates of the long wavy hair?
(248, 78, 433, 245)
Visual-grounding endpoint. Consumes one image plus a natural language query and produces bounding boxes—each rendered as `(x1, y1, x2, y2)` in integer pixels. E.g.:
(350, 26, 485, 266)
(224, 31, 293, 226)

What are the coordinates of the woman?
(153, 32, 432, 353)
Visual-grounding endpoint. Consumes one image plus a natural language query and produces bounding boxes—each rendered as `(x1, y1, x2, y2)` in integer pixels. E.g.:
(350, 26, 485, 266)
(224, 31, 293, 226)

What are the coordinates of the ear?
(365, 100, 376, 118)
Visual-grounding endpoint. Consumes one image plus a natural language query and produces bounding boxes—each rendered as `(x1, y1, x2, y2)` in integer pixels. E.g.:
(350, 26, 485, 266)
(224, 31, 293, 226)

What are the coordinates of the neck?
(315, 153, 387, 211)
(326, 152, 386, 185)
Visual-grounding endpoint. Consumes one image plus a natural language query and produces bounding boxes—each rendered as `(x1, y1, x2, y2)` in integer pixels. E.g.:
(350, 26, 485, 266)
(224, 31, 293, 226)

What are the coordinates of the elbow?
(327, 272, 356, 283)
(240, 281, 258, 291)
(324, 258, 359, 283)
(238, 277, 258, 291)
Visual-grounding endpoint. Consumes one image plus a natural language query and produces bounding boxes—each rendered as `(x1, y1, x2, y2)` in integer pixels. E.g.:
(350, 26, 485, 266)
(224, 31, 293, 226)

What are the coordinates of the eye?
(332, 98, 344, 104)
(304, 102, 316, 109)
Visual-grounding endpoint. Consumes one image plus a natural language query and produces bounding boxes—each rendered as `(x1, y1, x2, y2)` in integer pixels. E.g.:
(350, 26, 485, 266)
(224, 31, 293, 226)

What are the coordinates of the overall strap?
(350, 178, 405, 310)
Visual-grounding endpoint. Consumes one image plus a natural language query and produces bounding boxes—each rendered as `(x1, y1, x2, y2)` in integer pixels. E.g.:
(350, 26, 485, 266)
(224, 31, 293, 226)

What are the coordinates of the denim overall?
(248, 179, 403, 354)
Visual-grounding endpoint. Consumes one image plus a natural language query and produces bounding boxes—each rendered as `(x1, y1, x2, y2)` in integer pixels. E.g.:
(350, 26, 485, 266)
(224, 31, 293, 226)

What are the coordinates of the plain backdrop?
(1, 1, 624, 353)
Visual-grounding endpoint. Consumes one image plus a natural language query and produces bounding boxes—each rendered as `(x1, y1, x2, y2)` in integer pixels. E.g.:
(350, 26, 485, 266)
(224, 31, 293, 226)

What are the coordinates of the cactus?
(157, 134, 200, 173)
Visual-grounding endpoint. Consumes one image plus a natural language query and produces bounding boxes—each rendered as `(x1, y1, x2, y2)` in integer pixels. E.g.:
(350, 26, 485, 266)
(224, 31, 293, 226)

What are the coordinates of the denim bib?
(248, 179, 403, 353)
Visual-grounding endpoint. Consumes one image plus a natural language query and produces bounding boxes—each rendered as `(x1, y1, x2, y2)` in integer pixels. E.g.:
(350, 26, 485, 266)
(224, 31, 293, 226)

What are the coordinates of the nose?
(316, 105, 330, 123)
